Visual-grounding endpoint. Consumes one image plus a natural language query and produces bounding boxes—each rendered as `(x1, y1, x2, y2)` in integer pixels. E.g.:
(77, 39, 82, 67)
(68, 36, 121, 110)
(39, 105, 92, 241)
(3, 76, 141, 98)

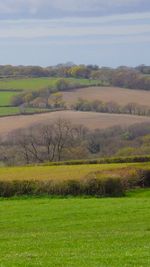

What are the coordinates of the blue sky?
(0, 0, 150, 67)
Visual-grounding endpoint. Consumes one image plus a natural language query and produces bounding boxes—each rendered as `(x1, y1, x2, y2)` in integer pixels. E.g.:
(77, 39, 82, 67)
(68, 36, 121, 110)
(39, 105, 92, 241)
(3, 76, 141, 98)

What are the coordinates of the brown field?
(62, 86, 150, 107)
(1, 110, 150, 136)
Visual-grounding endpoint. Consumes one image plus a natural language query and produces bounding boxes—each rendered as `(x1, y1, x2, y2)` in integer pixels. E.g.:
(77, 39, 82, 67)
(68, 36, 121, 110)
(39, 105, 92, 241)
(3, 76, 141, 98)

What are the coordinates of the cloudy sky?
(0, 0, 150, 66)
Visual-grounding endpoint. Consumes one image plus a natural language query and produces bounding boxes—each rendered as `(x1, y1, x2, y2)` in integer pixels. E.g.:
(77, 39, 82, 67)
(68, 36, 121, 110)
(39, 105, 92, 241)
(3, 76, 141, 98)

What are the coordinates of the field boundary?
(42, 155, 150, 166)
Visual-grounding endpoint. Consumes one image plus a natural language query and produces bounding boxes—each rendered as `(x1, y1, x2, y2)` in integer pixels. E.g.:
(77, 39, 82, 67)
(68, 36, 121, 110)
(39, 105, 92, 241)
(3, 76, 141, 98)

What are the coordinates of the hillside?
(62, 86, 150, 107)
(0, 110, 150, 136)
(0, 77, 100, 116)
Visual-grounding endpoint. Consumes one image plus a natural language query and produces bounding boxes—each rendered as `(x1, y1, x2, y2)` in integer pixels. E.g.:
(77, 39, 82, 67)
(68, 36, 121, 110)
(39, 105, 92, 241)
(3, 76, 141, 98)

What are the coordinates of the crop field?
(0, 110, 150, 136)
(0, 161, 149, 182)
(0, 190, 150, 267)
(62, 86, 150, 108)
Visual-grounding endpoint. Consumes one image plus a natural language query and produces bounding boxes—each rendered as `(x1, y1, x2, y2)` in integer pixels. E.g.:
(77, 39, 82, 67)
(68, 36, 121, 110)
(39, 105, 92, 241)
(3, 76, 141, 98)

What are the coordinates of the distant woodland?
(1, 119, 150, 166)
(0, 63, 150, 90)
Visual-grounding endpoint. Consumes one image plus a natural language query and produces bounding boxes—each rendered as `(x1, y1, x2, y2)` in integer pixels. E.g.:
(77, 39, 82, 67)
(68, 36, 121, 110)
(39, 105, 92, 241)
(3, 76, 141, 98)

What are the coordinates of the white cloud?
(0, 12, 149, 49)
(0, 23, 150, 38)
(0, 0, 149, 15)
(0, 14, 150, 38)
(51, 0, 143, 11)
(2, 11, 150, 25)
(53, 12, 150, 24)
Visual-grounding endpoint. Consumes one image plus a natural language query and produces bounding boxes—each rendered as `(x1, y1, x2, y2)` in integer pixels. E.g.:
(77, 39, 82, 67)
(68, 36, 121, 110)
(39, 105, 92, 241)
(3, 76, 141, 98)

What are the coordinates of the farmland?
(62, 86, 150, 108)
(0, 77, 100, 116)
(0, 190, 150, 267)
(0, 91, 19, 106)
(0, 110, 150, 136)
(0, 77, 99, 91)
(0, 161, 149, 182)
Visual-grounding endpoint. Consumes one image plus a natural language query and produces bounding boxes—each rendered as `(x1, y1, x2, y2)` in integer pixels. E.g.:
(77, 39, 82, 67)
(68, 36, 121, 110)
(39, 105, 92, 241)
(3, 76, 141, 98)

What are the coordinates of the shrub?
(104, 178, 125, 197)
(0, 167, 150, 198)
(137, 169, 150, 187)
(0, 177, 125, 198)
(0, 180, 36, 197)
(82, 177, 125, 197)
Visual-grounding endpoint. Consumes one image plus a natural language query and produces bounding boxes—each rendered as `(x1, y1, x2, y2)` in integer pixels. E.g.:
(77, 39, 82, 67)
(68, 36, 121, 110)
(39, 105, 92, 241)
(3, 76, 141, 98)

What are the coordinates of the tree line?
(11, 78, 102, 109)
(73, 98, 150, 116)
(1, 64, 150, 91)
(1, 119, 150, 166)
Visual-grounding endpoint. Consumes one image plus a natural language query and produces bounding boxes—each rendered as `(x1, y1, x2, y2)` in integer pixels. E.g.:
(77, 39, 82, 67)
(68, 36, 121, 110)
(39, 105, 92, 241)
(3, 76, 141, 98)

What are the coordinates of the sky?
(0, 0, 150, 67)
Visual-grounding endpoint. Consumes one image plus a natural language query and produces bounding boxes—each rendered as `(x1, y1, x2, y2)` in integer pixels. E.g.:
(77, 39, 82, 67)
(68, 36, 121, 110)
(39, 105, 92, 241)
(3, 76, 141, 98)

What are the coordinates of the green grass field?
(0, 92, 18, 106)
(0, 107, 52, 116)
(0, 77, 99, 91)
(0, 189, 150, 267)
(0, 106, 21, 116)
(0, 77, 100, 116)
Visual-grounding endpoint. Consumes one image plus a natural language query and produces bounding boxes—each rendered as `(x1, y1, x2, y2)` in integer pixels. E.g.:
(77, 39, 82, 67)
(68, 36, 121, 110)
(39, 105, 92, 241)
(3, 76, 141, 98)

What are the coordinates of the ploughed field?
(0, 190, 150, 267)
(0, 77, 150, 132)
(1, 110, 150, 136)
(0, 77, 150, 117)
(62, 86, 150, 107)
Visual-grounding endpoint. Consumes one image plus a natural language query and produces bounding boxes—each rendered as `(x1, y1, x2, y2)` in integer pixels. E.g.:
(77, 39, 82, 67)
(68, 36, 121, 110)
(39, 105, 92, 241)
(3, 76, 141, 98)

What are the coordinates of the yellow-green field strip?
(0, 162, 150, 181)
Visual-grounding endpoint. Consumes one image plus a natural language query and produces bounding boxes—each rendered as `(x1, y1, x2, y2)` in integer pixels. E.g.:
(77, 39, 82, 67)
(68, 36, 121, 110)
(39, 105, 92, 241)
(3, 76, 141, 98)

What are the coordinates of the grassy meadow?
(0, 190, 150, 267)
(0, 91, 18, 106)
(0, 77, 99, 91)
(0, 77, 99, 116)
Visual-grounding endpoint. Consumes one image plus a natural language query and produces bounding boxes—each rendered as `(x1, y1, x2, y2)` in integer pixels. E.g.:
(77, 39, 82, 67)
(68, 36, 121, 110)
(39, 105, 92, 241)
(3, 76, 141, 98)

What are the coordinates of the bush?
(0, 167, 150, 198)
(137, 170, 150, 187)
(0, 180, 36, 197)
(0, 177, 125, 198)
(104, 178, 125, 197)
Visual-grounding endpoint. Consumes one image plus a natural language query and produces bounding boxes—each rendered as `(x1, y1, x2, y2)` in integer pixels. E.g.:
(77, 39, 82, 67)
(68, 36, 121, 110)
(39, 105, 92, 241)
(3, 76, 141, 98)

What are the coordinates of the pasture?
(62, 86, 150, 108)
(0, 77, 99, 91)
(0, 110, 150, 135)
(0, 190, 150, 267)
(0, 91, 18, 107)
(0, 77, 99, 116)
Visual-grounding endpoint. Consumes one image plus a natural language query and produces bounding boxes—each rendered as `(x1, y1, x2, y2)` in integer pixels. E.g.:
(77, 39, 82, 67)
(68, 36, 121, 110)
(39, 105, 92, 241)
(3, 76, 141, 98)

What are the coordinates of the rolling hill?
(62, 86, 150, 107)
(0, 110, 150, 136)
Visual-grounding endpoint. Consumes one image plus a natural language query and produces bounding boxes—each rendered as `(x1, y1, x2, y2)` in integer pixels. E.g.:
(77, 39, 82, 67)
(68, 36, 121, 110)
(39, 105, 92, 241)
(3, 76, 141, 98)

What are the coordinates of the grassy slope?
(0, 77, 99, 91)
(0, 162, 149, 181)
(1, 110, 150, 136)
(0, 77, 99, 116)
(0, 107, 21, 116)
(0, 190, 150, 267)
(0, 92, 18, 106)
(62, 86, 150, 108)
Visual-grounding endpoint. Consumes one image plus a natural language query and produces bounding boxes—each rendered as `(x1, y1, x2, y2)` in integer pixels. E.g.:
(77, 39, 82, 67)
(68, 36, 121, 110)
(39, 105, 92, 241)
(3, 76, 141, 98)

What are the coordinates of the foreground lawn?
(0, 190, 150, 267)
